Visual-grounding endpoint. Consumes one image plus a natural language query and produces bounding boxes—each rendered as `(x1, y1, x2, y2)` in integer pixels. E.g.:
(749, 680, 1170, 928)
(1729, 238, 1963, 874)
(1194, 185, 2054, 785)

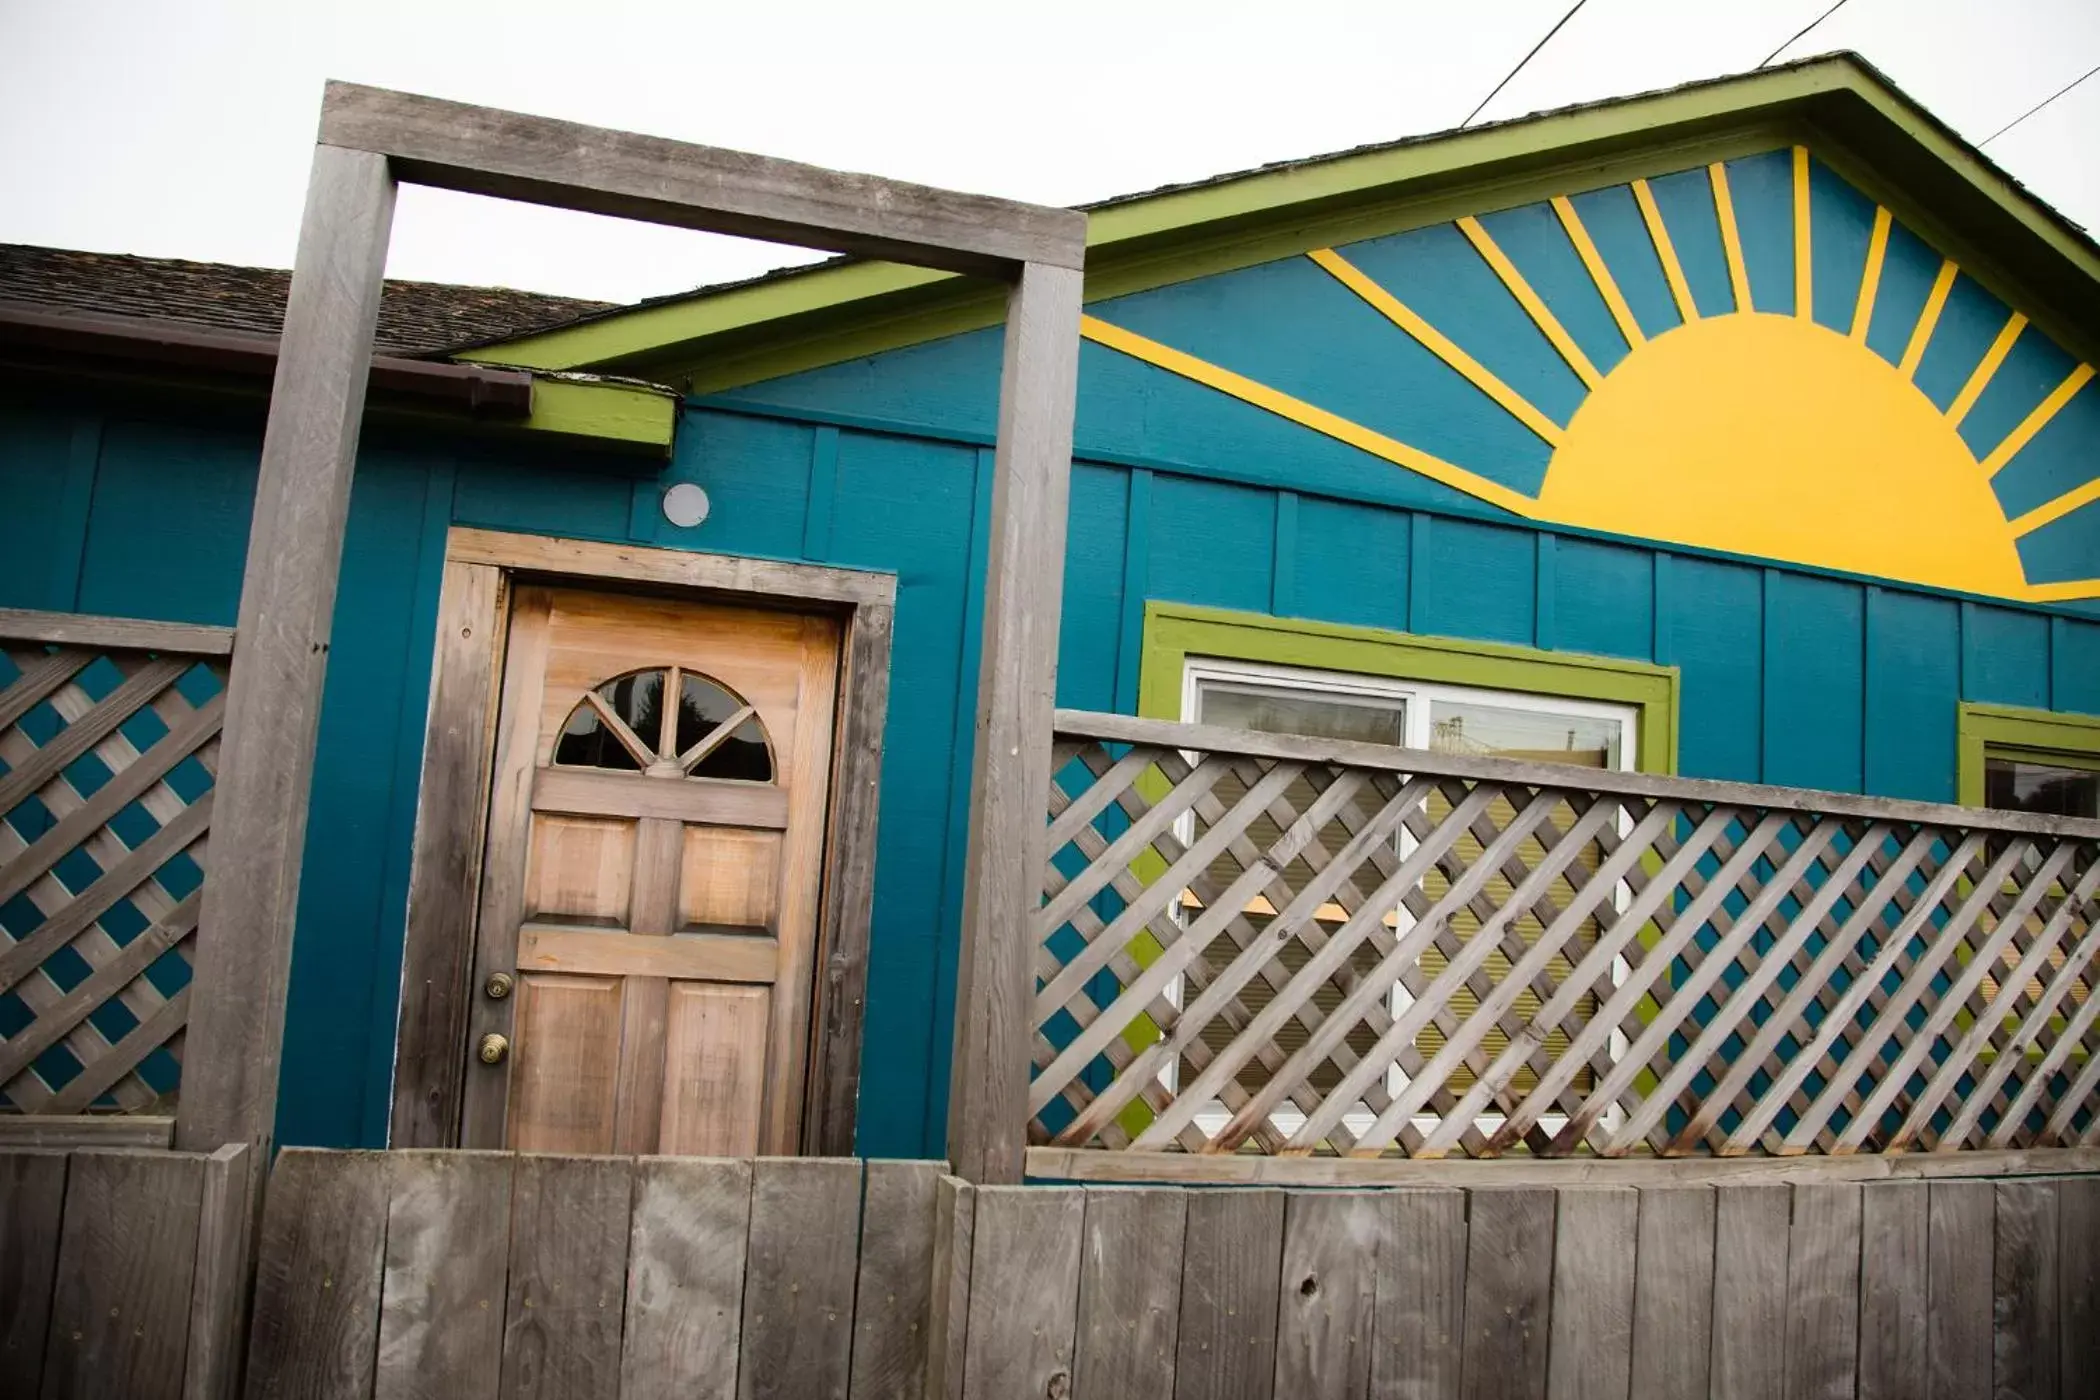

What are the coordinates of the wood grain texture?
(1071, 1187, 1186, 1400)
(376, 1151, 513, 1400)
(1857, 1181, 1928, 1400)
(1273, 1190, 1383, 1400)
(0, 1151, 67, 1397)
(1784, 1182, 1863, 1400)
(622, 1157, 752, 1400)
(2058, 1178, 2099, 1400)
(1995, 1180, 2059, 1400)
(0, 608, 235, 656)
(1929, 1180, 1996, 1400)
(319, 82, 1086, 275)
(391, 559, 504, 1148)
(1459, 1187, 1555, 1400)
(1710, 1182, 1790, 1400)
(947, 261, 1084, 1184)
(1175, 1188, 1285, 1400)
(244, 1150, 390, 1400)
(1546, 1187, 1637, 1400)
(39, 1149, 204, 1400)
(1371, 1188, 1464, 1400)
(1627, 1185, 1714, 1400)
(443, 530, 898, 608)
(738, 1157, 861, 1400)
(849, 1160, 942, 1400)
(0, 1118, 174, 1150)
(500, 1153, 633, 1400)
(182, 1143, 256, 1400)
(925, 1177, 976, 1400)
(960, 1186, 1085, 1400)
(808, 601, 894, 1157)
(179, 141, 397, 1155)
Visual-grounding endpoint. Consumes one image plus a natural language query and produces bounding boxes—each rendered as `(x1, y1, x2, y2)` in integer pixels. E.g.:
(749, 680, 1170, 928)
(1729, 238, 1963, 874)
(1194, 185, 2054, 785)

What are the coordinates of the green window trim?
(1137, 601, 1680, 774)
(1956, 703, 2100, 808)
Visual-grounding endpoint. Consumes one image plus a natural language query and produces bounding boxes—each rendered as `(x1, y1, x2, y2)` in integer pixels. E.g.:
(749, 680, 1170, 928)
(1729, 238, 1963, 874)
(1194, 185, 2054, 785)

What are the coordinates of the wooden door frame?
(387, 526, 896, 1155)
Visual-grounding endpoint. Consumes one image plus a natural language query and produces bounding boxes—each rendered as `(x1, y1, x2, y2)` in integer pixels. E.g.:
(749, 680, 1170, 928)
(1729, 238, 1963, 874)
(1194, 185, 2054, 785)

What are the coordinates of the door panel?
(461, 584, 839, 1155)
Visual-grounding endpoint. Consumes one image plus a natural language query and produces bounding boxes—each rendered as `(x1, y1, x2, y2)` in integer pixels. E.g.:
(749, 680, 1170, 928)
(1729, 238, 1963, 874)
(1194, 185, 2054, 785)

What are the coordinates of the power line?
(1461, 0, 1591, 129)
(1757, 0, 1854, 68)
(1981, 61, 2100, 146)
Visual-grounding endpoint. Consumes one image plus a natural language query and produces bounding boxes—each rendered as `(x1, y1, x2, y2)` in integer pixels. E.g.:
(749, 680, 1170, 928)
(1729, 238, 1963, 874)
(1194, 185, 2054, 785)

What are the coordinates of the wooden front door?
(460, 585, 839, 1155)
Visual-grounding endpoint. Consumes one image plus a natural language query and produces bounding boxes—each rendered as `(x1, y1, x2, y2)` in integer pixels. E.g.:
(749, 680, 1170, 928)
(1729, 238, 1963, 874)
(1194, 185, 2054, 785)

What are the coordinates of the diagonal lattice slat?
(1034, 710, 2100, 1159)
(0, 614, 229, 1117)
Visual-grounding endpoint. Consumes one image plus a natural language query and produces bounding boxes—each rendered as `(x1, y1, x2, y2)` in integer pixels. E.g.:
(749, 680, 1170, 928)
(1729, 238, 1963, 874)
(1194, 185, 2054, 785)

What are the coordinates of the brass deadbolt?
(477, 1033, 509, 1065)
(484, 971, 515, 1000)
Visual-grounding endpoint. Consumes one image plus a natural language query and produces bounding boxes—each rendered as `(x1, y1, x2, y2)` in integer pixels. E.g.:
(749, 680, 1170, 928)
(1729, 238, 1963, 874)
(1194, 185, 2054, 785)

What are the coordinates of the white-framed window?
(1167, 655, 1638, 1145)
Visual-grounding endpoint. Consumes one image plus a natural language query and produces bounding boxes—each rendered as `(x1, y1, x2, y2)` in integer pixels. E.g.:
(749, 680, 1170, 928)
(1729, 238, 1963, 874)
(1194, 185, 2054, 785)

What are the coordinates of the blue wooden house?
(2, 52, 2096, 1165)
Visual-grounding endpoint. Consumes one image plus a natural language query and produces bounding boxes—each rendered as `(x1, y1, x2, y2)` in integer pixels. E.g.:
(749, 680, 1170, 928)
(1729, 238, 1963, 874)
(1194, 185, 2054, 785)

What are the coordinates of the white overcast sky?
(1, 0, 2095, 306)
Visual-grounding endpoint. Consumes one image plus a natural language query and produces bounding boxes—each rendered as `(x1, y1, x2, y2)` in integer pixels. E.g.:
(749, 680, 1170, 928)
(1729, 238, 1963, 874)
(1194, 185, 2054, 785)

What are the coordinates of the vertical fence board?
(623, 1157, 752, 1400)
(1711, 1182, 1789, 1400)
(1784, 1182, 1862, 1400)
(244, 1150, 388, 1400)
(1995, 1181, 2060, 1400)
(1371, 1188, 1465, 1400)
(1074, 1187, 1186, 1399)
(1546, 1187, 1636, 1400)
(40, 1149, 204, 1400)
(1627, 1184, 1713, 1400)
(849, 1161, 941, 1400)
(499, 1153, 632, 1400)
(926, 1178, 975, 1400)
(961, 1186, 1084, 1400)
(1175, 1189, 1284, 1400)
(0, 1152, 67, 1397)
(1857, 1181, 1928, 1400)
(1928, 1180, 1995, 1400)
(1459, 1187, 1555, 1400)
(1275, 1191, 1383, 1400)
(376, 1151, 513, 1400)
(739, 1157, 861, 1400)
(183, 1143, 255, 1400)
(2061, 1178, 2100, 1400)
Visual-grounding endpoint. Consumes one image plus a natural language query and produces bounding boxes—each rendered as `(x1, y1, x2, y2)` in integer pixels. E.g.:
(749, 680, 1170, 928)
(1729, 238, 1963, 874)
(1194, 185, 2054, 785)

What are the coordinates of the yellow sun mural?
(1081, 148, 2100, 605)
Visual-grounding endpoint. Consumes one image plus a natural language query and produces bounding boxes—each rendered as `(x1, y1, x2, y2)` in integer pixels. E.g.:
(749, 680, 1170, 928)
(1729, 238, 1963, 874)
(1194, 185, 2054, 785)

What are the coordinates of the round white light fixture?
(661, 482, 711, 529)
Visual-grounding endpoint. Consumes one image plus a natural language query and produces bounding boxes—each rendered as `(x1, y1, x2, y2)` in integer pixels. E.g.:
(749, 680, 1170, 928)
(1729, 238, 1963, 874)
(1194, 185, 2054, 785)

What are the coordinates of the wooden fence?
(1035, 710, 2100, 1164)
(0, 609, 232, 1126)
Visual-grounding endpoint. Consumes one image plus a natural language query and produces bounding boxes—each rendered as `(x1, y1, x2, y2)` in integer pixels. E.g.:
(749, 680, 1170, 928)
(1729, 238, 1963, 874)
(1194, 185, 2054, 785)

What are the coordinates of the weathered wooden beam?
(0, 608, 235, 656)
(945, 260, 1083, 1185)
(318, 82, 1086, 278)
(177, 143, 397, 1154)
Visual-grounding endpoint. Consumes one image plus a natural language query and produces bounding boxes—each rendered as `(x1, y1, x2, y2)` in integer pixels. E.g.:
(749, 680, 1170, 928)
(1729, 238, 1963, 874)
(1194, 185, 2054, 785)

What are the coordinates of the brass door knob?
(477, 1033, 510, 1064)
(484, 971, 515, 1000)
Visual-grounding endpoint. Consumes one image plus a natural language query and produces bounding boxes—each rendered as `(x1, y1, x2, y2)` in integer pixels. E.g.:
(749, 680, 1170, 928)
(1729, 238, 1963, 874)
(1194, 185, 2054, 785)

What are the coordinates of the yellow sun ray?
(1850, 206, 1893, 341)
(1707, 162, 1753, 312)
(1078, 314, 1539, 516)
(1982, 363, 2096, 477)
(1793, 145, 1813, 320)
(1631, 179, 1700, 324)
(2008, 476, 2100, 537)
(1551, 196, 1646, 349)
(1947, 312, 2029, 427)
(2027, 579, 2100, 603)
(1308, 248, 1564, 447)
(1454, 217, 1604, 390)
(1898, 260, 1959, 377)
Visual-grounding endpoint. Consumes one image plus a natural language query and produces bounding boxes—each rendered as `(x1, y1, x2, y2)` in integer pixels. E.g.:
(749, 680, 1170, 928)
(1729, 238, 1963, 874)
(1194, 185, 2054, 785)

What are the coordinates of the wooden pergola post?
(171, 81, 1085, 1162)
(945, 266, 1082, 1184)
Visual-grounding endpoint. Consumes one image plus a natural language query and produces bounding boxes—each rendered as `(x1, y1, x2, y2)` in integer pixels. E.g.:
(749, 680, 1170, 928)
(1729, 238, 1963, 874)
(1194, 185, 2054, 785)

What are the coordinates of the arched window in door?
(553, 666, 774, 781)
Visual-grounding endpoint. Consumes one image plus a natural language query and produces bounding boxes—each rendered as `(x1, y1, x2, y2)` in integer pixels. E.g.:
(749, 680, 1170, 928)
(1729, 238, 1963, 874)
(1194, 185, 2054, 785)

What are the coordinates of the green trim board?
(522, 375, 679, 453)
(1957, 702, 2100, 807)
(1136, 601, 1680, 773)
(459, 55, 2100, 391)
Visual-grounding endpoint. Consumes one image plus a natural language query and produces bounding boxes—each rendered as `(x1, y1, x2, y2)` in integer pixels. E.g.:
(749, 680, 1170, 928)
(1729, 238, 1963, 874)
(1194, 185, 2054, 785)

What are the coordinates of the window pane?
(1985, 758, 2100, 818)
(1198, 685, 1406, 745)
(1428, 699, 1621, 769)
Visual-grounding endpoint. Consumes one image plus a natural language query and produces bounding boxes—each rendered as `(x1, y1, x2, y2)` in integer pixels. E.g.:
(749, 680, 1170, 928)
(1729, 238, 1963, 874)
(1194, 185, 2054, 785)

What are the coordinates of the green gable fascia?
(458, 54, 2100, 392)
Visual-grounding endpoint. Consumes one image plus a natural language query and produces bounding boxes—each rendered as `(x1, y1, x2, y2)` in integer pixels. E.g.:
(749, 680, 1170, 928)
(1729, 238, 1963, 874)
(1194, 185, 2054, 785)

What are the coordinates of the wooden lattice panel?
(1033, 710, 2100, 1159)
(0, 612, 231, 1116)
